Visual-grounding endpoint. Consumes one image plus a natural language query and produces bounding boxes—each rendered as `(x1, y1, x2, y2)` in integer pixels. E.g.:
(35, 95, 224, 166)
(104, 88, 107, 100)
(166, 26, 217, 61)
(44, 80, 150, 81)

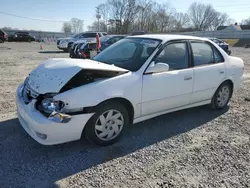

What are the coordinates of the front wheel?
(84, 102, 129, 146)
(211, 82, 232, 109)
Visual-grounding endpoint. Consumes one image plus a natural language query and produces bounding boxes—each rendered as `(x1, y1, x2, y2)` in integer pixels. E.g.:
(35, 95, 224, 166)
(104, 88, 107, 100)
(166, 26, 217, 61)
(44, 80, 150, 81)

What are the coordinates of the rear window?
(81, 33, 97, 38)
(81, 43, 97, 50)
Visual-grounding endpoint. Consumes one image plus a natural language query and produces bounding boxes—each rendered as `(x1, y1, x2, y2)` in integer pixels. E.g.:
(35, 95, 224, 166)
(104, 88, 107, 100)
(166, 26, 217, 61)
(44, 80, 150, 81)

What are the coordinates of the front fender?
(54, 72, 142, 116)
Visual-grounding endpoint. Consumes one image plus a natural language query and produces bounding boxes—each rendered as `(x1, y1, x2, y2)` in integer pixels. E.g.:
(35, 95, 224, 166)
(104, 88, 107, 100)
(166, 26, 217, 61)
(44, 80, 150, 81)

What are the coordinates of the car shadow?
(39, 51, 67, 54)
(0, 105, 228, 188)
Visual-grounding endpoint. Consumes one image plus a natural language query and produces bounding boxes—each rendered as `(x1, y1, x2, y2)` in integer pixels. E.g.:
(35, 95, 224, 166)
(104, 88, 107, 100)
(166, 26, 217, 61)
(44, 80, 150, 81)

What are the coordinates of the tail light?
(4, 33, 7, 38)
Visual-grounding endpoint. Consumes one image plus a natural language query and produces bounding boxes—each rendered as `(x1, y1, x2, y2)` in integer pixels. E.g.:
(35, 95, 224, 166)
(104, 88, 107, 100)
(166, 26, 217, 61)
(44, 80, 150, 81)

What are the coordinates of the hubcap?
(95, 109, 124, 141)
(217, 86, 230, 107)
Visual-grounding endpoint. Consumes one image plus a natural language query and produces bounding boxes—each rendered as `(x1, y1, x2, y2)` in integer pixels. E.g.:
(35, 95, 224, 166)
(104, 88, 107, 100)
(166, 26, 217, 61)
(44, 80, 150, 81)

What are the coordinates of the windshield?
(93, 38, 161, 71)
(82, 33, 97, 38)
(100, 36, 112, 42)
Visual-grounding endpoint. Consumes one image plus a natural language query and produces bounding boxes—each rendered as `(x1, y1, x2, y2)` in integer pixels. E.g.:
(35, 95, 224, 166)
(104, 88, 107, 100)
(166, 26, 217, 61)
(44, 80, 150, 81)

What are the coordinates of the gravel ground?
(0, 42, 249, 188)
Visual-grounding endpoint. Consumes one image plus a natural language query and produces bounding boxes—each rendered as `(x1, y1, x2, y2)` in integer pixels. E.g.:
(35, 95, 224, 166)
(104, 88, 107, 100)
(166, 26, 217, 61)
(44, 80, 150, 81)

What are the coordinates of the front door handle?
(220, 71, 225, 74)
(184, 76, 192, 80)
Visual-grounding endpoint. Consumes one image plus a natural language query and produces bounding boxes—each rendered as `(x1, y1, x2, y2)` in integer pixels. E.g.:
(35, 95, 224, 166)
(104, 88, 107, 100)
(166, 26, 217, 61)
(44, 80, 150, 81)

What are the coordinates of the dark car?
(70, 41, 97, 59)
(132, 31, 146, 36)
(8, 33, 36, 42)
(209, 38, 231, 55)
(0, 30, 8, 43)
(100, 35, 126, 51)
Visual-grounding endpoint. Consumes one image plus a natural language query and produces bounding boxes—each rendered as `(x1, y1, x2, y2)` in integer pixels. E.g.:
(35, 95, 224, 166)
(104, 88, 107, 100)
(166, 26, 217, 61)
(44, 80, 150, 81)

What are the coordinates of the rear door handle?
(184, 76, 192, 80)
(220, 71, 225, 74)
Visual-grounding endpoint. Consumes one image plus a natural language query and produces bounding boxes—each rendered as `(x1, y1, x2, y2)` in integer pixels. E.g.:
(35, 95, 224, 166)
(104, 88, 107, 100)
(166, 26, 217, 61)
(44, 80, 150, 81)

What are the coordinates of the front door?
(141, 41, 194, 116)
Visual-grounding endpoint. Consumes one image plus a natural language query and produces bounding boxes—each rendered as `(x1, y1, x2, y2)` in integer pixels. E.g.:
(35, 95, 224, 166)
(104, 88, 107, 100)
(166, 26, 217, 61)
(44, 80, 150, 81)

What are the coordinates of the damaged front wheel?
(83, 102, 129, 146)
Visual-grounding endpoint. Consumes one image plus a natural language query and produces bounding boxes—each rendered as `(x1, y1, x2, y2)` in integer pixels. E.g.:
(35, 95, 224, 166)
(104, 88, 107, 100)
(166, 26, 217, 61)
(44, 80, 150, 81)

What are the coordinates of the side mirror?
(145, 62, 169, 74)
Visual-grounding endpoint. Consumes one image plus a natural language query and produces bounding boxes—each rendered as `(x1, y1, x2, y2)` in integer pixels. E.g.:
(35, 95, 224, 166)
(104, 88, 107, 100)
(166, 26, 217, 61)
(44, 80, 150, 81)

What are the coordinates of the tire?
(0, 38, 3, 43)
(211, 82, 232, 109)
(28, 39, 31, 42)
(84, 102, 129, 146)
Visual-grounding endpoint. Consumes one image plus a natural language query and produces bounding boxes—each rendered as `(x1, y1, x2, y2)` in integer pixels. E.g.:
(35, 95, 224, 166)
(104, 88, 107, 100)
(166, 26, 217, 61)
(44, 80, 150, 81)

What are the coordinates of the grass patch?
(224, 39, 239, 46)
(223, 39, 250, 47)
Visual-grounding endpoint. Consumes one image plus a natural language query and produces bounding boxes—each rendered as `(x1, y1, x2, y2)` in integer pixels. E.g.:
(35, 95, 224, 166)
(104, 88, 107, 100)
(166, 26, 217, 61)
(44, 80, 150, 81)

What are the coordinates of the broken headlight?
(41, 98, 65, 114)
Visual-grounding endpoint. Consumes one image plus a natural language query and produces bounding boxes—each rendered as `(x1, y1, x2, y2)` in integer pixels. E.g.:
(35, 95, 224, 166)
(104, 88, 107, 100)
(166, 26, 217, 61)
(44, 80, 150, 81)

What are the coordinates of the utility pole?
(96, 7, 101, 32)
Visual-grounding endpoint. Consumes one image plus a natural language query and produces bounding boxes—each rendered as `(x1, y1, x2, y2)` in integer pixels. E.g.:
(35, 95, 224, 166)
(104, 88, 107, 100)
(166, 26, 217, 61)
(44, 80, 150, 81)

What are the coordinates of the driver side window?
(154, 42, 189, 70)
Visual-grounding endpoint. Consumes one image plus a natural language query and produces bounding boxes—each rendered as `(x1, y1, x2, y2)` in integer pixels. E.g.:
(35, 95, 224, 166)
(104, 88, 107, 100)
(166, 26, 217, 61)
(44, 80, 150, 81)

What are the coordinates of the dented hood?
(27, 58, 128, 94)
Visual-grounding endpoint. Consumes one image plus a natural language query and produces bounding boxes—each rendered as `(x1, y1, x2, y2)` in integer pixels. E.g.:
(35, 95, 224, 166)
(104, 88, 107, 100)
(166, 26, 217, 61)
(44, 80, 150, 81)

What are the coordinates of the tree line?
(86, 0, 235, 34)
(88, 0, 232, 34)
(61, 1, 250, 34)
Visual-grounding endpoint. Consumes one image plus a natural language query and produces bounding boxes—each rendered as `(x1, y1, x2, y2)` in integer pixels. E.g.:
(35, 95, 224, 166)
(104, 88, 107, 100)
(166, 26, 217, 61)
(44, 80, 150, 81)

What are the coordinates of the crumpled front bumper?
(16, 84, 94, 145)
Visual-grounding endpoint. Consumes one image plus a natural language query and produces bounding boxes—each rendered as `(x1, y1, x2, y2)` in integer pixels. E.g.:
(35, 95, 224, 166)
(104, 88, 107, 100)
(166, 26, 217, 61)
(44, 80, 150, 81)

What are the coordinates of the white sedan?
(16, 35, 244, 146)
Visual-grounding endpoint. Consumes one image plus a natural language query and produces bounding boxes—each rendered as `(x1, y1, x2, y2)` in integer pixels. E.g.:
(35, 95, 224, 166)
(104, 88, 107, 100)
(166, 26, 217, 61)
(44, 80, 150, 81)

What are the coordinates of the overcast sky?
(0, 0, 249, 32)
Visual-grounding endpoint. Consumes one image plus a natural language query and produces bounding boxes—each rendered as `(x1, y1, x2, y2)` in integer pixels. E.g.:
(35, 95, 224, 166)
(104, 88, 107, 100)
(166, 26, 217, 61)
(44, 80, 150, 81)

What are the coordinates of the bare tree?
(98, 3, 110, 24)
(173, 12, 190, 31)
(210, 13, 230, 30)
(61, 22, 72, 33)
(122, 0, 140, 33)
(87, 21, 107, 32)
(136, 0, 152, 31)
(70, 18, 84, 33)
(154, 3, 175, 32)
(92, 0, 232, 34)
(188, 2, 218, 31)
(242, 17, 250, 25)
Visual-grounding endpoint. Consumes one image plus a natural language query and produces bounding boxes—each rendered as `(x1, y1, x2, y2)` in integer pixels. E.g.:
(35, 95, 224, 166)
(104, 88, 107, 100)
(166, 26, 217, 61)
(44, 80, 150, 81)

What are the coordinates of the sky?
(0, 0, 249, 32)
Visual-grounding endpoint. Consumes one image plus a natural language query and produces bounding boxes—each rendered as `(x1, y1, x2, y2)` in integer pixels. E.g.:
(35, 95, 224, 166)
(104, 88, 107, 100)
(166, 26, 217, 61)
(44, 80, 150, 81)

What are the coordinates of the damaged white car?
(16, 35, 244, 146)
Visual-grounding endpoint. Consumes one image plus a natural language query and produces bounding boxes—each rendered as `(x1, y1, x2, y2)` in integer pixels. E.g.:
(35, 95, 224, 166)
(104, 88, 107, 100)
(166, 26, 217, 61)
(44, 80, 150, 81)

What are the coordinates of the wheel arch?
(214, 79, 234, 99)
(94, 97, 135, 124)
(80, 97, 135, 139)
(221, 79, 234, 97)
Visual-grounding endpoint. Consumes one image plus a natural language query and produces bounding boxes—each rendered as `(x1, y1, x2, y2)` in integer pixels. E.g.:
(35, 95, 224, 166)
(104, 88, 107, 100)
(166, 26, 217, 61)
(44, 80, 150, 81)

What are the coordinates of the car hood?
(27, 58, 129, 94)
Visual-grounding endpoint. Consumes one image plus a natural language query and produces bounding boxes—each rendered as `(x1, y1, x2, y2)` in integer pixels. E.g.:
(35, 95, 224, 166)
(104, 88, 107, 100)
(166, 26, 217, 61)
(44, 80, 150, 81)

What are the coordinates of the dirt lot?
(0, 42, 249, 188)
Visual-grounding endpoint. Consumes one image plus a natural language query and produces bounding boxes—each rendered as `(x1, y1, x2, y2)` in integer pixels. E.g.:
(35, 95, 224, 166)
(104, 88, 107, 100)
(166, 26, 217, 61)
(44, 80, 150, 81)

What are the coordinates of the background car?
(101, 32, 108, 36)
(0, 30, 8, 43)
(70, 40, 98, 59)
(69, 38, 97, 58)
(57, 32, 103, 52)
(209, 38, 231, 55)
(131, 31, 146, 36)
(100, 35, 126, 51)
(8, 32, 36, 42)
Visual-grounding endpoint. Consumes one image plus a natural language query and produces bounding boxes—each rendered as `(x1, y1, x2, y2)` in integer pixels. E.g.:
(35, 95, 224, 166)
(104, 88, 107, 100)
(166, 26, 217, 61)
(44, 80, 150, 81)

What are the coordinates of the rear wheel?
(84, 102, 129, 146)
(211, 82, 232, 109)
(28, 39, 31, 42)
(0, 38, 3, 43)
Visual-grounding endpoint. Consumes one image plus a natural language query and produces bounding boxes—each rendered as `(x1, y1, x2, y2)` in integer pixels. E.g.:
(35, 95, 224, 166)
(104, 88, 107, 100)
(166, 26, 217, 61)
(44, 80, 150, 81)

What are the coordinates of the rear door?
(190, 40, 226, 103)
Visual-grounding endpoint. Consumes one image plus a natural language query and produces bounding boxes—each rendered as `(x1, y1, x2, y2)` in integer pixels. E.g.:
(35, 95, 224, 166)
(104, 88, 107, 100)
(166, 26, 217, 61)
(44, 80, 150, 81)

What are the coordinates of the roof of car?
(128, 34, 209, 42)
(106, 35, 127, 37)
